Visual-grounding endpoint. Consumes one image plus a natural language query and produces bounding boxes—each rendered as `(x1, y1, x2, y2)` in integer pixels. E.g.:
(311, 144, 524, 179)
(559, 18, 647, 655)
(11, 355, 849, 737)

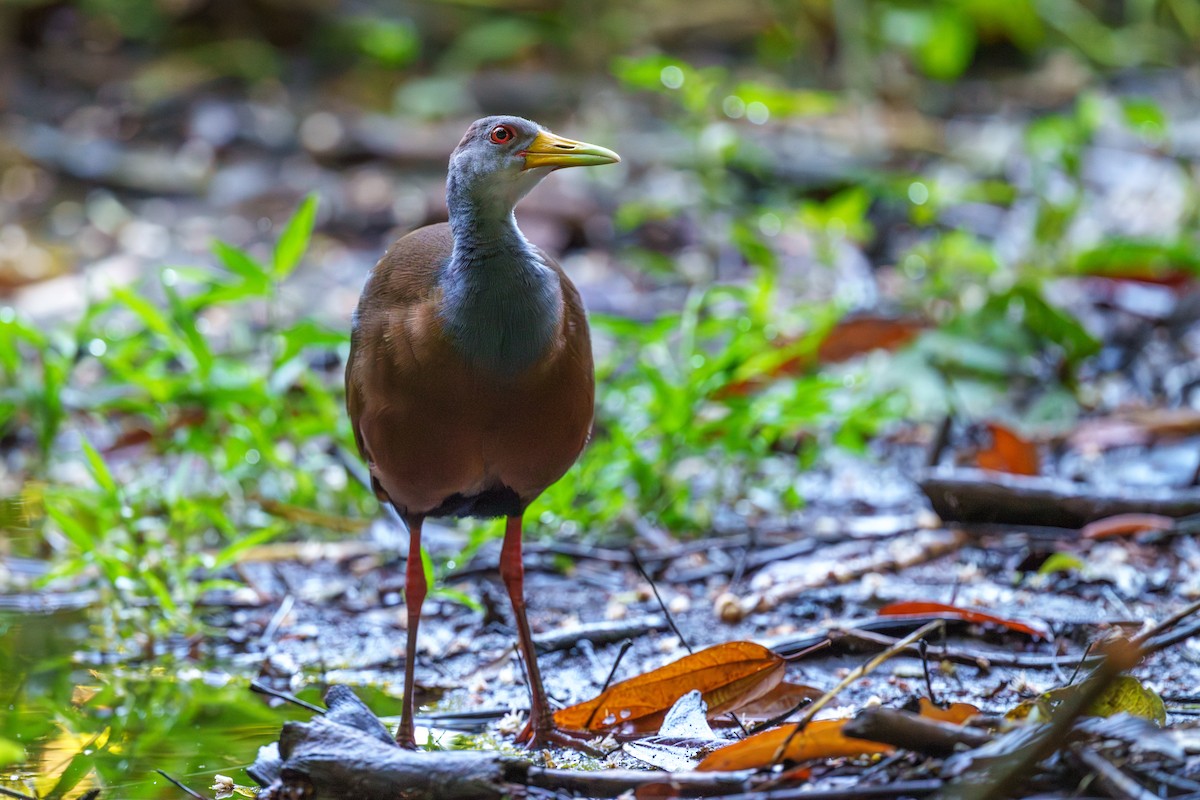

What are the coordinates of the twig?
(1070, 746, 1160, 800)
(630, 550, 692, 654)
(155, 769, 210, 799)
(259, 593, 295, 646)
(1065, 640, 1094, 686)
(249, 679, 326, 714)
(744, 696, 816, 737)
(631, 550, 750, 737)
(1132, 597, 1200, 652)
(927, 414, 953, 468)
(599, 639, 633, 695)
(582, 639, 633, 730)
(919, 638, 937, 705)
(728, 528, 756, 593)
(0, 786, 36, 800)
(533, 616, 668, 654)
(778, 638, 831, 663)
(771, 620, 944, 765)
(829, 626, 1102, 671)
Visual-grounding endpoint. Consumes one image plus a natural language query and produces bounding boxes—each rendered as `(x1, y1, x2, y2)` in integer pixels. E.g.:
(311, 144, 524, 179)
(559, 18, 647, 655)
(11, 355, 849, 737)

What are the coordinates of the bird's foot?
(395, 730, 419, 750)
(515, 721, 604, 756)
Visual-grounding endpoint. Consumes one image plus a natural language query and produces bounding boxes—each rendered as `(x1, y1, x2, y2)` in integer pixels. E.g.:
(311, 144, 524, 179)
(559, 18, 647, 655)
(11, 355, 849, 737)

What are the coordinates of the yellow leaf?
(1007, 675, 1165, 724)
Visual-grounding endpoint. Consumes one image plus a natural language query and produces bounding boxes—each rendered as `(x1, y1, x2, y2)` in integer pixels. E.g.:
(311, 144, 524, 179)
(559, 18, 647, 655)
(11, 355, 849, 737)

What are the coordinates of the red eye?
(489, 125, 514, 144)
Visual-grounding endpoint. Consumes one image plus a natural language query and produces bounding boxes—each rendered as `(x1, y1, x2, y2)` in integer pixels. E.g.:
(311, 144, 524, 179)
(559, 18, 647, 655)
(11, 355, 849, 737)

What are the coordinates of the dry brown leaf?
(974, 422, 1040, 476)
(815, 315, 927, 364)
(730, 681, 823, 723)
(1080, 513, 1175, 540)
(716, 315, 926, 398)
(695, 719, 893, 772)
(554, 641, 785, 735)
(917, 698, 981, 725)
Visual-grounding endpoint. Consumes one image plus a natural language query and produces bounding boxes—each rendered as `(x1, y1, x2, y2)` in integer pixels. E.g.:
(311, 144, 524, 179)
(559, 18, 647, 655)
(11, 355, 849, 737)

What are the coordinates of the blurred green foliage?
(3, 0, 1198, 97)
(2, 196, 370, 635)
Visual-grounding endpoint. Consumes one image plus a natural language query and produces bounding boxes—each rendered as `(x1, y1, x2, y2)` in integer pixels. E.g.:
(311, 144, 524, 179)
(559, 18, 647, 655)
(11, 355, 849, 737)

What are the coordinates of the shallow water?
(0, 609, 401, 799)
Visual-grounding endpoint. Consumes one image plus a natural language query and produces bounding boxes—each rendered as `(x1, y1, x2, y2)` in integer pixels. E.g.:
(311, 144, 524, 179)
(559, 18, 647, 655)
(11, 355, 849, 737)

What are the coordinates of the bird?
(345, 115, 619, 750)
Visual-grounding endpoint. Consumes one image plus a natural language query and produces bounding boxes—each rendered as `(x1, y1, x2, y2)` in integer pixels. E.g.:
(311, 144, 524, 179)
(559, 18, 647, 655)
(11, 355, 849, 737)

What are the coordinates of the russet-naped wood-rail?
(346, 116, 619, 749)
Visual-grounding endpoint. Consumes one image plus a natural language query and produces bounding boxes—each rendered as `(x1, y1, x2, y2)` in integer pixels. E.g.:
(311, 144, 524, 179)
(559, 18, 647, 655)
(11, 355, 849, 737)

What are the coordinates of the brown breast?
(345, 223, 595, 518)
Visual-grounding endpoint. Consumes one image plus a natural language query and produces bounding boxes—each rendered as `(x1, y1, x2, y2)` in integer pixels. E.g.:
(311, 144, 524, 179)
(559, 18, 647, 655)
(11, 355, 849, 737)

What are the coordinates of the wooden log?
(249, 685, 756, 799)
(919, 469, 1200, 528)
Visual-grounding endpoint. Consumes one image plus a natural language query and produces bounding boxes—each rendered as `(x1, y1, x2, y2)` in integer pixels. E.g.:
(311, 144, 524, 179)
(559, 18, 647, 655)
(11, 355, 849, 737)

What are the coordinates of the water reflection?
(1, 610, 313, 799)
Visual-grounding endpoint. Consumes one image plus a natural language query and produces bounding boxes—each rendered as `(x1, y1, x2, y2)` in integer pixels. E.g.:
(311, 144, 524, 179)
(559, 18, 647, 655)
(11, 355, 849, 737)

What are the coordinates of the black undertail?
(425, 485, 524, 519)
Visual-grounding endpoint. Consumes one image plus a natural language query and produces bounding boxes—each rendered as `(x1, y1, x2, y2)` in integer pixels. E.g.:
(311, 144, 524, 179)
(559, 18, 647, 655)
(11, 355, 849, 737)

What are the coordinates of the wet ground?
(6, 448, 1200, 797)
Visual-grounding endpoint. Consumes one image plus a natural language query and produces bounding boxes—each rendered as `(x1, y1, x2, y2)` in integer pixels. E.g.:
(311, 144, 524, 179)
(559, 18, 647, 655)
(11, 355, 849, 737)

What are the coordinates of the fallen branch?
(919, 469, 1200, 527)
(841, 708, 990, 757)
(533, 615, 668, 653)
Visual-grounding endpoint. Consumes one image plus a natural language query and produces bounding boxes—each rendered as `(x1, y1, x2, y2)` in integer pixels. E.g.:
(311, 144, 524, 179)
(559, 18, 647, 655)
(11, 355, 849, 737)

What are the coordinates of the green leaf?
(916, 7, 976, 80)
(81, 439, 118, 495)
(275, 319, 350, 367)
(272, 194, 319, 280)
(421, 545, 435, 592)
(141, 570, 179, 615)
(431, 586, 483, 613)
(45, 504, 97, 551)
(342, 16, 419, 67)
(164, 282, 214, 378)
(214, 240, 271, 290)
(211, 523, 287, 571)
(1121, 98, 1167, 138)
(112, 286, 175, 340)
(1012, 675, 1167, 724)
(0, 737, 25, 767)
(1038, 552, 1085, 576)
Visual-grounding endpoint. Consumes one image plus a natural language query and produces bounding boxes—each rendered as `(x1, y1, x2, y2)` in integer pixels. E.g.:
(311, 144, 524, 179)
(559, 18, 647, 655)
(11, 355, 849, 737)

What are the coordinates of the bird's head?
(447, 115, 620, 219)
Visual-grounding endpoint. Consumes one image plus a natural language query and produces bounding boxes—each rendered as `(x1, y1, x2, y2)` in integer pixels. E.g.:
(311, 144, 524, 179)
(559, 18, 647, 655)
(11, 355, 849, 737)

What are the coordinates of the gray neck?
(440, 187, 562, 376)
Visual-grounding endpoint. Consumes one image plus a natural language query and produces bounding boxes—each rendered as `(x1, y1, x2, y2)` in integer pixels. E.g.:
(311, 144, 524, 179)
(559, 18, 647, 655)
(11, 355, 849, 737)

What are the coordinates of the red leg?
(500, 516, 598, 753)
(499, 515, 554, 745)
(397, 514, 426, 749)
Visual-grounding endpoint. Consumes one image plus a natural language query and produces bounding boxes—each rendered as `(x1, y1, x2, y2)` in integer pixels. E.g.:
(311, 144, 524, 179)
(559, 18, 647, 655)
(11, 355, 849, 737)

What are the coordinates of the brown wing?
(346, 224, 594, 518)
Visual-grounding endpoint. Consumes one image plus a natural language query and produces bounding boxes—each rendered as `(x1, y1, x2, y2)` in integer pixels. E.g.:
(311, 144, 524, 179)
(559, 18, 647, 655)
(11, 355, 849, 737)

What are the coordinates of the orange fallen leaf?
(731, 681, 823, 722)
(1080, 513, 1175, 540)
(974, 422, 1039, 476)
(878, 601, 1050, 640)
(717, 315, 926, 398)
(917, 697, 981, 725)
(696, 718, 893, 771)
(554, 641, 785, 735)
